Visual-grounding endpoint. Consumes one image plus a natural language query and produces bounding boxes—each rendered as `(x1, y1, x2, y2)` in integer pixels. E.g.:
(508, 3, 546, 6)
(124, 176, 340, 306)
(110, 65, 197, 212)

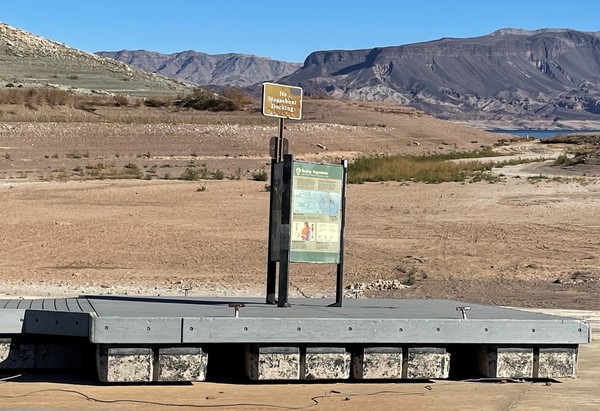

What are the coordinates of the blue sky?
(2, 1, 599, 62)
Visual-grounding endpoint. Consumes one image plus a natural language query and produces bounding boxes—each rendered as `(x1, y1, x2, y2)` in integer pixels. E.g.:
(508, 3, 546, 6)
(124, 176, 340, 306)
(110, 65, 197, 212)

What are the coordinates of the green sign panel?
(290, 161, 344, 263)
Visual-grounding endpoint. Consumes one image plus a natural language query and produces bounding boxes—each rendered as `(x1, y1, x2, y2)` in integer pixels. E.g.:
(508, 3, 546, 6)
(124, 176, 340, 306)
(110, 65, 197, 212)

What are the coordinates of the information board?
(290, 161, 344, 263)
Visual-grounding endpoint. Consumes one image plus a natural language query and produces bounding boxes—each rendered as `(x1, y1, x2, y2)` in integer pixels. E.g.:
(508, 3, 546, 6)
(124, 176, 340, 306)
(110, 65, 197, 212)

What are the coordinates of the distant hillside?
(4, 20, 600, 127)
(96, 50, 302, 88)
(0, 22, 193, 96)
(280, 29, 600, 125)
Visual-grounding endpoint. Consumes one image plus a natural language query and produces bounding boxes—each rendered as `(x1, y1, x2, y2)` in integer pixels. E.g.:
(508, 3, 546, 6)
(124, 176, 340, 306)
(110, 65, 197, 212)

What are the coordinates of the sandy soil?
(0, 101, 599, 309)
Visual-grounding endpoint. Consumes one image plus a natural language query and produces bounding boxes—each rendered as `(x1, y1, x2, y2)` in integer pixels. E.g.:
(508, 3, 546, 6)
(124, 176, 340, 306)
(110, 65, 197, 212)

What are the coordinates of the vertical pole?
(277, 154, 292, 307)
(265, 119, 284, 304)
(278, 118, 285, 161)
(333, 160, 348, 307)
(265, 157, 277, 305)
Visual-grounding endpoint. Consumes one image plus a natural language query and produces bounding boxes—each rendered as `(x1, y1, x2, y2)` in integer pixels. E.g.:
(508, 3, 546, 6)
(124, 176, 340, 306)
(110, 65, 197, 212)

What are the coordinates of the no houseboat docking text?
(267, 95, 298, 112)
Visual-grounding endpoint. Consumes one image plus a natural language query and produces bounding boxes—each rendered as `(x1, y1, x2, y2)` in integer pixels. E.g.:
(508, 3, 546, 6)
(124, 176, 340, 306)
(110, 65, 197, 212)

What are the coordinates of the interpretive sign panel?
(290, 161, 344, 263)
(262, 82, 303, 120)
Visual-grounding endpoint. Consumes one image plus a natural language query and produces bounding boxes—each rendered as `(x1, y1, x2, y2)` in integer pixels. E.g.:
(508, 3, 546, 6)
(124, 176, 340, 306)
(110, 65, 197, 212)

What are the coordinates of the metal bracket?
(456, 306, 471, 319)
(229, 303, 245, 318)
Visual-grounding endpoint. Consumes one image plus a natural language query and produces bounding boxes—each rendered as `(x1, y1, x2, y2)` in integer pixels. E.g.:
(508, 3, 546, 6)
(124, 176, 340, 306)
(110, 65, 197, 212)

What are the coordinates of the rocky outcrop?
(280, 29, 600, 124)
(97, 50, 301, 88)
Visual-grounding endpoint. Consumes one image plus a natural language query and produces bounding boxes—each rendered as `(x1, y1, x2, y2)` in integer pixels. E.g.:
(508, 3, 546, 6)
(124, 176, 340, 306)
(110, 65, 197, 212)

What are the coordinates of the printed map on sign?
(290, 161, 344, 264)
(293, 190, 340, 216)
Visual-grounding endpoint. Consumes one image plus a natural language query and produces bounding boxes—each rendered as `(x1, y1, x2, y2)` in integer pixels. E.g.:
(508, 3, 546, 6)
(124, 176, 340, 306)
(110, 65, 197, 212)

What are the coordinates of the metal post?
(277, 154, 293, 307)
(265, 157, 277, 305)
(265, 118, 285, 304)
(332, 159, 348, 307)
(278, 118, 285, 161)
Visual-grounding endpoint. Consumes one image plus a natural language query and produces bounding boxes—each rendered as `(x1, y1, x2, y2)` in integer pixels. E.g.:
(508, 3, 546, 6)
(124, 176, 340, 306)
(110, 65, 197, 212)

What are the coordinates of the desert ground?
(1, 99, 600, 411)
(0, 99, 599, 309)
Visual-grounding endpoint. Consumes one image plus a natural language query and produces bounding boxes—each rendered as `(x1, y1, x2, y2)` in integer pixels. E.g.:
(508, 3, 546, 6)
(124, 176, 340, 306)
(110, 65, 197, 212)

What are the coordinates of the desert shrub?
(212, 169, 224, 180)
(144, 96, 173, 107)
(554, 154, 574, 166)
(67, 150, 90, 159)
(180, 167, 200, 181)
(178, 88, 237, 112)
(230, 167, 243, 180)
(221, 87, 253, 109)
(24, 88, 43, 109)
(0, 87, 75, 107)
(252, 168, 269, 181)
(113, 94, 129, 107)
(123, 163, 142, 178)
(75, 95, 115, 109)
(45, 89, 75, 106)
(0, 89, 25, 104)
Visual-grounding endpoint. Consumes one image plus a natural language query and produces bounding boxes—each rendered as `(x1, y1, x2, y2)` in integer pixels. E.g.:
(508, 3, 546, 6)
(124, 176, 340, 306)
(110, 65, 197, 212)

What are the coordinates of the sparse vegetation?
(123, 163, 143, 178)
(348, 149, 547, 184)
(230, 167, 243, 180)
(0, 88, 75, 107)
(113, 94, 129, 107)
(178, 88, 238, 111)
(527, 174, 590, 185)
(212, 169, 224, 180)
(252, 168, 269, 181)
(66, 150, 89, 159)
(143, 96, 173, 108)
(221, 87, 253, 109)
(554, 154, 574, 166)
(180, 167, 200, 181)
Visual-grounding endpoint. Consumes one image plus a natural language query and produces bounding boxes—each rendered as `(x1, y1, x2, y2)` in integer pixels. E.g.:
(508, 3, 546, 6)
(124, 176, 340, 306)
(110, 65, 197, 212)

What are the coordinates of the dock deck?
(0, 296, 592, 382)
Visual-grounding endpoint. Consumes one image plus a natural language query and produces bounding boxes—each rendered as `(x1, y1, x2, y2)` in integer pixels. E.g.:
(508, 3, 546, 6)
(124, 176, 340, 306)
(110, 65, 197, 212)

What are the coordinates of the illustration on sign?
(290, 161, 344, 263)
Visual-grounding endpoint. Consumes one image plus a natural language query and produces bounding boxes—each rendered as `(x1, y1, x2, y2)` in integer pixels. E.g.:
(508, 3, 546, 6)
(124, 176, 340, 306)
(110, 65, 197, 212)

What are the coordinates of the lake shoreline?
(487, 129, 600, 139)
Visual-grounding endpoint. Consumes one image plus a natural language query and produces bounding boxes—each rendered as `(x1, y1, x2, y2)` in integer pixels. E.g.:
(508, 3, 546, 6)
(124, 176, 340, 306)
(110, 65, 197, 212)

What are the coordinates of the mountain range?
(279, 28, 600, 125)
(98, 28, 600, 126)
(2, 21, 600, 126)
(96, 50, 301, 88)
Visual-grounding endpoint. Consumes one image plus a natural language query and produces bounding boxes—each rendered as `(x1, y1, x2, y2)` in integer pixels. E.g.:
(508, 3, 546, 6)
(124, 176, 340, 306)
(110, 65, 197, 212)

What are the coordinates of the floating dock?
(0, 296, 591, 383)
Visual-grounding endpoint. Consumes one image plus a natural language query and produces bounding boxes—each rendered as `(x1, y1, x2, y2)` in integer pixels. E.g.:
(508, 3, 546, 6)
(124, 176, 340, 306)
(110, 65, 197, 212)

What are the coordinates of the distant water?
(488, 129, 600, 139)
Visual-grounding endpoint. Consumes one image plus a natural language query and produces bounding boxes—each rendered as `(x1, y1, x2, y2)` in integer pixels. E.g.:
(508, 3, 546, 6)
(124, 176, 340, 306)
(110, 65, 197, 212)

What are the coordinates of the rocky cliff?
(281, 29, 600, 125)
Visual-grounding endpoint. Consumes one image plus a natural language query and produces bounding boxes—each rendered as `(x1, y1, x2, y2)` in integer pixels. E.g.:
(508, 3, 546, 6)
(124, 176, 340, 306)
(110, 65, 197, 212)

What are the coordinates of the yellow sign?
(262, 82, 303, 120)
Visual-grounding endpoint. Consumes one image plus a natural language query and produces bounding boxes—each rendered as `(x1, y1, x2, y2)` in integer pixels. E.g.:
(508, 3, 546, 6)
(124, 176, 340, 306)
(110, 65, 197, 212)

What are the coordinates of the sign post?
(262, 83, 303, 305)
(262, 82, 346, 307)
